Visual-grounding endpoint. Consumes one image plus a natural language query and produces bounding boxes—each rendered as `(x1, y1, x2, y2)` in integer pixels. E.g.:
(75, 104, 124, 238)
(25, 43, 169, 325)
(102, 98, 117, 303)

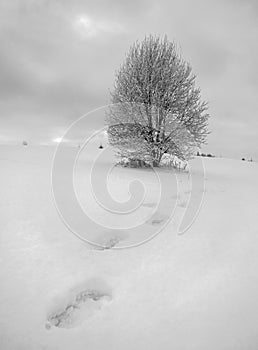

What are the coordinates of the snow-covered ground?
(0, 145, 258, 350)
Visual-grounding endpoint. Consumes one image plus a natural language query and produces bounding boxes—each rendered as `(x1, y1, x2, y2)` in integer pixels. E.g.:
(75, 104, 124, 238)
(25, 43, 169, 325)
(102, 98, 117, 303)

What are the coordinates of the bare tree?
(107, 35, 210, 167)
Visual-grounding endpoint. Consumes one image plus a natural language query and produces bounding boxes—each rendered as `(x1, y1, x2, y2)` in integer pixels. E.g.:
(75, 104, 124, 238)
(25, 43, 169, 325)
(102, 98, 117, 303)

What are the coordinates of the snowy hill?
(0, 145, 258, 350)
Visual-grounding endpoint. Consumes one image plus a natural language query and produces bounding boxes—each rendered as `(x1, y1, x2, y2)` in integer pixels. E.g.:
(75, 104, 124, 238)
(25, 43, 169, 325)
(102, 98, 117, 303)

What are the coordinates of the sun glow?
(75, 15, 98, 38)
(74, 14, 123, 39)
(53, 137, 62, 143)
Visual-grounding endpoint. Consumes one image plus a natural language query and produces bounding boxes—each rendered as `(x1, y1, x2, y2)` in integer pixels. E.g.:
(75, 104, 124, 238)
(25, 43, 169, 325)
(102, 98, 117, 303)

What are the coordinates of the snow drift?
(0, 145, 258, 350)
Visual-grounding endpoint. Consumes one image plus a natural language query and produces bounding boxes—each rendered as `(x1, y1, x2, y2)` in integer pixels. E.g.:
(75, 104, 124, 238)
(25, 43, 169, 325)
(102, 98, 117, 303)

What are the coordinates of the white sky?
(0, 0, 257, 160)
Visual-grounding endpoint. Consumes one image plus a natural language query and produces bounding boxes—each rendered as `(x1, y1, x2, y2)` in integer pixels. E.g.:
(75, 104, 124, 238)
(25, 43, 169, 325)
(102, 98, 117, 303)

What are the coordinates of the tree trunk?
(152, 149, 164, 167)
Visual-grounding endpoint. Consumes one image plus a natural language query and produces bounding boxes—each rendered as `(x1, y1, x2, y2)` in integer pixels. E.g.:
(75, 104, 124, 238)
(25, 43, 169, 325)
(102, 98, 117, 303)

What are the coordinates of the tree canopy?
(107, 35, 210, 166)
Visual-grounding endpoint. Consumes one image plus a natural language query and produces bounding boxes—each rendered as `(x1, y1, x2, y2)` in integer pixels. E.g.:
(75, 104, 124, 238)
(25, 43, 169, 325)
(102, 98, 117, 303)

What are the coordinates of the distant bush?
(198, 152, 215, 158)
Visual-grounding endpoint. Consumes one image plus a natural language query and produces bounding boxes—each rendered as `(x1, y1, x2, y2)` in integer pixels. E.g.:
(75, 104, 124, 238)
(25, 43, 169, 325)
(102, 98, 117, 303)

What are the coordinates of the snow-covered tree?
(106, 35, 210, 167)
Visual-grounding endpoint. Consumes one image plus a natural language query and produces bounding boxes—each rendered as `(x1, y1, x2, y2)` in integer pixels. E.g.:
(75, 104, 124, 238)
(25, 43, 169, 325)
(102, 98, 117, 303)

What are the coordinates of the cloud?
(0, 0, 257, 159)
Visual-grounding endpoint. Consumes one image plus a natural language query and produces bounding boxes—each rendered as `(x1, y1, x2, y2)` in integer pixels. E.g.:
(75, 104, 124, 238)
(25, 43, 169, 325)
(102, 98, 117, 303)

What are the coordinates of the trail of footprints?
(46, 193, 191, 328)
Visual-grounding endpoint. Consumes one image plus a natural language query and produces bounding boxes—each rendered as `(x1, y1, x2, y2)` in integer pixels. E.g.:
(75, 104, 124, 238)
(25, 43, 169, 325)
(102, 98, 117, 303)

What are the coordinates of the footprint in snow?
(46, 278, 112, 329)
(145, 212, 169, 226)
(92, 229, 129, 250)
(141, 202, 157, 208)
(178, 199, 188, 208)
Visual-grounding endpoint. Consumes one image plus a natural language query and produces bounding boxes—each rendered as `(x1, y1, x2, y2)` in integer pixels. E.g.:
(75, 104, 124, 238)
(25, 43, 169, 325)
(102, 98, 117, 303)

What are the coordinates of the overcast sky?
(0, 0, 257, 159)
